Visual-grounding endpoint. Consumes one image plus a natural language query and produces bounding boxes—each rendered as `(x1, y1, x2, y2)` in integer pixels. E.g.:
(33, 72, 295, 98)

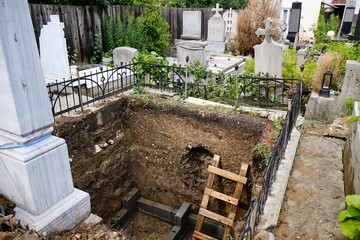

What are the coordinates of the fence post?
(77, 67, 84, 111)
(235, 64, 239, 108)
(185, 56, 189, 99)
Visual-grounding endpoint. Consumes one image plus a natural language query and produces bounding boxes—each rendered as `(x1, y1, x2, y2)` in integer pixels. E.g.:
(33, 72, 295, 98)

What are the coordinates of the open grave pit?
(53, 94, 269, 233)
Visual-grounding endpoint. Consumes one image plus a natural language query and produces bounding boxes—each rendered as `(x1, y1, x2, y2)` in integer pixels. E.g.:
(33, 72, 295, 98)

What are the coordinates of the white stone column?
(0, 0, 90, 234)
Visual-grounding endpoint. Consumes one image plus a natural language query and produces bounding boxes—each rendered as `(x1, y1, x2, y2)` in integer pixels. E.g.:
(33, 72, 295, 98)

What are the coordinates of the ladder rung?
(208, 165, 247, 184)
(198, 208, 233, 227)
(204, 188, 239, 206)
(193, 230, 218, 240)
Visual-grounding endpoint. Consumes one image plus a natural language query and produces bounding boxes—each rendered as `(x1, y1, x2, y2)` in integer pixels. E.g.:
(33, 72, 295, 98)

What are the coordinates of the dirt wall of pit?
(53, 96, 267, 222)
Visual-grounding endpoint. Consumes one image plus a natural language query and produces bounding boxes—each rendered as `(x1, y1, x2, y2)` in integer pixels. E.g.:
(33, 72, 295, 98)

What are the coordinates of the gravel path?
(276, 122, 346, 240)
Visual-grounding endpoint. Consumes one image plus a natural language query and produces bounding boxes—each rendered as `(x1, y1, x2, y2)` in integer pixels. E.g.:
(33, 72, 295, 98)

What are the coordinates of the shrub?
(302, 58, 317, 87)
(312, 9, 340, 44)
(312, 51, 345, 92)
(282, 49, 301, 79)
(230, 0, 278, 55)
(102, 12, 147, 54)
(140, 8, 171, 55)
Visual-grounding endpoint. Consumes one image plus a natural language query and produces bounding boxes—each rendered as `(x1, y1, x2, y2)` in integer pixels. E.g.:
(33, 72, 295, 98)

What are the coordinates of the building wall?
(280, 0, 328, 39)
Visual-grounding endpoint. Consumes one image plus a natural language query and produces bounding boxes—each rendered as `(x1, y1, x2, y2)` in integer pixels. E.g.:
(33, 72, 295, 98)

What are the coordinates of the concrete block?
(106, 207, 135, 229)
(304, 92, 338, 120)
(137, 197, 153, 213)
(121, 188, 140, 210)
(188, 213, 224, 238)
(175, 202, 190, 226)
(152, 202, 175, 222)
(166, 226, 182, 240)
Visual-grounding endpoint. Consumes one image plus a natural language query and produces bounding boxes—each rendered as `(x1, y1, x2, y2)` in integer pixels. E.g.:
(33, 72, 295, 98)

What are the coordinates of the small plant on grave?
(244, 57, 255, 75)
(102, 51, 112, 58)
(131, 51, 169, 85)
(338, 195, 360, 239)
(132, 81, 145, 95)
(187, 60, 213, 83)
(90, 33, 102, 64)
(67, 46, 78, 66)
(253, 118, 282, 170)
(345, 98, 359, 117)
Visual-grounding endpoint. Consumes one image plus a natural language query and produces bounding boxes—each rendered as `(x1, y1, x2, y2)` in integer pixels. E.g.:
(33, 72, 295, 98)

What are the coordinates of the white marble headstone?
(40, 15, 70, 80)
(254, 18, 286, 77)
(223, 8, 238, 39)
(207, 3, 226, 42)
(181, 11, 202, 40)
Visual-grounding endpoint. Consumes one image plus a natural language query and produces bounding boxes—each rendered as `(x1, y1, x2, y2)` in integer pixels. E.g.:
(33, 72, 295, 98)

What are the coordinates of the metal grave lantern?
(319, 70, 333, 98)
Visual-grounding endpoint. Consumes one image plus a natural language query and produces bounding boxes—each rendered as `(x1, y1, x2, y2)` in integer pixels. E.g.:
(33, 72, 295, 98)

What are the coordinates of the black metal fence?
(47, 63, 187, 116)
(239, 83, 302, 240)
(236, 75, 301, 108)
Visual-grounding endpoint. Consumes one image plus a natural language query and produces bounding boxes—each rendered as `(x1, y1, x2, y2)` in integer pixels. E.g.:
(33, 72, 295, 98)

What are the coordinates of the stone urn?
(102, 57, 113, 66)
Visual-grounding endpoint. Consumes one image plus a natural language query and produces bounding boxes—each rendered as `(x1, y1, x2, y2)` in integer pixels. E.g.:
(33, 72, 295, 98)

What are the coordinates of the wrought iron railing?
(239, 83, 302, 240)
(235, 75, 301, 108)
(47, 63, 187, 116)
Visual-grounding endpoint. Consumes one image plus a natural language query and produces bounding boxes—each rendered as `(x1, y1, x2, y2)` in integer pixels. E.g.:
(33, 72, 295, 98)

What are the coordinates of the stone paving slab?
(276, 133, 346, 240)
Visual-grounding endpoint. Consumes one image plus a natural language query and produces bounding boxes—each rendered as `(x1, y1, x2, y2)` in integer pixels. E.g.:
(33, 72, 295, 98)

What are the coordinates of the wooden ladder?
(193, 154, 248, 240)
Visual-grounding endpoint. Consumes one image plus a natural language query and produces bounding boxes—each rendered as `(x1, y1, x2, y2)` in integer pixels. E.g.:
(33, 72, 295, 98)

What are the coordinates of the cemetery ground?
(0, 93, 269, 239)
(0, 92, 350, 240)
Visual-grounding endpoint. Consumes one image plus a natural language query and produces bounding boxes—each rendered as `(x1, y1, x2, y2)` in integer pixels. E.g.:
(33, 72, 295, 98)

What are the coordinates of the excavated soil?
(53, 96, 267, 224)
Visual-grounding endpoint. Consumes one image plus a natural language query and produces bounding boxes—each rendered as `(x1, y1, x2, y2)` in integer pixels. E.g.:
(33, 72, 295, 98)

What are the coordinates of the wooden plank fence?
(29, 4, 214, 63)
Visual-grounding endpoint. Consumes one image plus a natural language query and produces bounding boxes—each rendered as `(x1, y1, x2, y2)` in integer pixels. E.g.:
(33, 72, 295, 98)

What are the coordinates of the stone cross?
(255, 18, 281, 43)
(212, 3, 223, 18)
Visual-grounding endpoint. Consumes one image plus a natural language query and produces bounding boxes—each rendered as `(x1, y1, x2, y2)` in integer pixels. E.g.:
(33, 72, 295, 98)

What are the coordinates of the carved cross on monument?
(255, 18, 281, 43)
(212, 3, 223, 18)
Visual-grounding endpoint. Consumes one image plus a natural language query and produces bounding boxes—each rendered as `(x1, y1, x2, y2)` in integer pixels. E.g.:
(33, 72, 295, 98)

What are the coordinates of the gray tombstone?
(207, 3, 225, 42)
(176, 41, 207, 66)
(0, 0, 90, 234)
(113, 46, 139, 66)
(287, 2, 302, 43)
(40, 15, 70, 80)
(181, 11, 202, 40)
(254, 18, 285, 77)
